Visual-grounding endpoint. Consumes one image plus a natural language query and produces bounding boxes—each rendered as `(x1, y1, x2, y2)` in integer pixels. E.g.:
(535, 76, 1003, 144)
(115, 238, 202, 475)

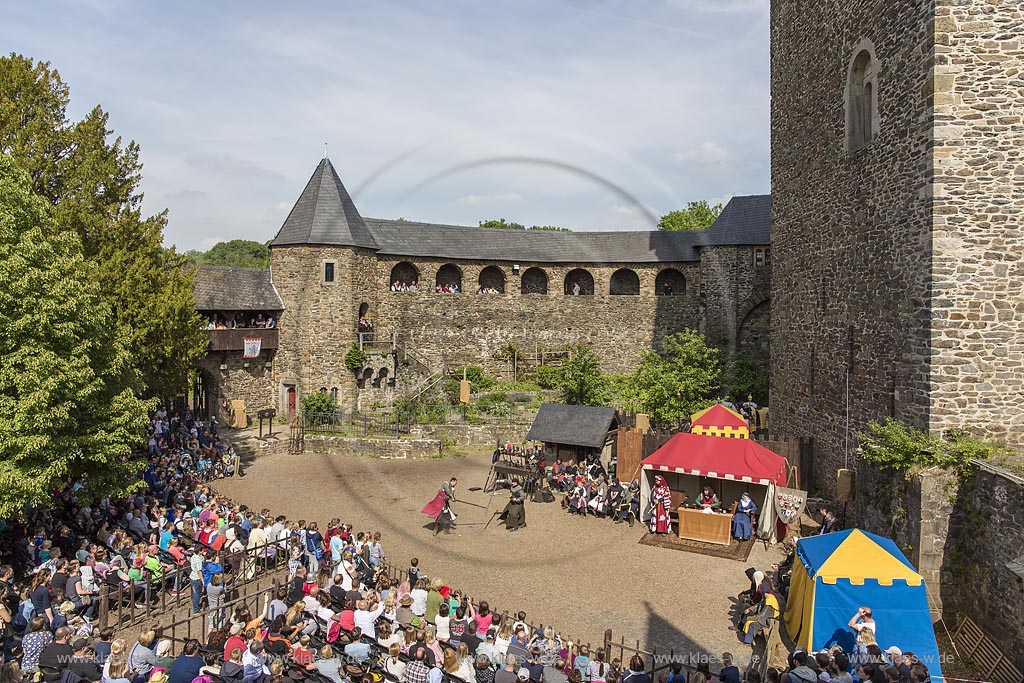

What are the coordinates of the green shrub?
(302, 390, 337, 414)
(345, 344, 367, 372)
(532, 365, 562, 389)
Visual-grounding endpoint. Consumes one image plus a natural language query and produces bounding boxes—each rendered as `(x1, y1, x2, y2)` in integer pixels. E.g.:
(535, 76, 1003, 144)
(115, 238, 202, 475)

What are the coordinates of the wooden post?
(98, 584, 109, 631)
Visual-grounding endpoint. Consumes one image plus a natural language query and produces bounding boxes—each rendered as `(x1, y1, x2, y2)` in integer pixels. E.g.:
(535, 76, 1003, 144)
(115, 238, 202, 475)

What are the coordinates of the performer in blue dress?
(732, 492, 758, 540)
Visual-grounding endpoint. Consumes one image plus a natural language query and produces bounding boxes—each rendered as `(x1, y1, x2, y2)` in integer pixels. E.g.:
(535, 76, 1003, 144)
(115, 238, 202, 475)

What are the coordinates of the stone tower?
(770, 0, 1024, 498)
(269, 157, 378, 416)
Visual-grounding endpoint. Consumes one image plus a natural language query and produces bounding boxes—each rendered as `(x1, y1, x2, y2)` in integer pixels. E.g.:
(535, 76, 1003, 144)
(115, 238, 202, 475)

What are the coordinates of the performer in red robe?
(422, 477, 458, 535)
(648, 475, 672, 534)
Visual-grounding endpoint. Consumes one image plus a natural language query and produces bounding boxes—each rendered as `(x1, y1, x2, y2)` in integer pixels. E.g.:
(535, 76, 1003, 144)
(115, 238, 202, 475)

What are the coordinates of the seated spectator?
(37, 626, 73, 683)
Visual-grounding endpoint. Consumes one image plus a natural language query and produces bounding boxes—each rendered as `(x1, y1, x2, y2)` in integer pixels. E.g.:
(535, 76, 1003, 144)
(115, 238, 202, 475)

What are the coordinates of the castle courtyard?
(214, 444, 785, 667)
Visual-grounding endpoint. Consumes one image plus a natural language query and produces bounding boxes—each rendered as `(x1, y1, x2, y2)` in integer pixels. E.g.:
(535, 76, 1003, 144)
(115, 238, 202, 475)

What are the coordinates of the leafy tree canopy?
(0, 53, 206, 399)
(479, 218, 571, 232)
(186, 239, 270, 268)
(721, 354, 769, 406)
(558, 343, 607, 406)
(0, 154, 149, 517)
(859, 420, 1006, 472)
(657, 200, 723, 231)
(623, 330, 720, 423)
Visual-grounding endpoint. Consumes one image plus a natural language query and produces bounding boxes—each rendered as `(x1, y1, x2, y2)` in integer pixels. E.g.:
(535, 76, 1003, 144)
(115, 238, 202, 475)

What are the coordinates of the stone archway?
(737, 297, 770, 372)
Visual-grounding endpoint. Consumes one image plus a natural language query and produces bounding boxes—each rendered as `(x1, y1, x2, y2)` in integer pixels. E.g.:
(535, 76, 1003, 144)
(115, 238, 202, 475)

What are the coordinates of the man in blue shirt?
(168, 640, 205, 683)
(343, 628, 371, 663)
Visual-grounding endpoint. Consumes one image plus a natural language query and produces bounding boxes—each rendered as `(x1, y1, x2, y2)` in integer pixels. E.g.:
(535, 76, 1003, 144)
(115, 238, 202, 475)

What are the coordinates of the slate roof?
(270, 158, 771, 262)
(526, 403, 619, 450)
(271, 158, 379, 249)
(194, 266, 283, 311)
(697, 194, 771, 246)
(364, 219, 703, 263)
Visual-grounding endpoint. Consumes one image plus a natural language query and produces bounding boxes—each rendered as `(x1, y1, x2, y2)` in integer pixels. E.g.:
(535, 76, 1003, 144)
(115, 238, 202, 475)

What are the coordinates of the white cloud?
(0, 2, 770, 250)
(672, 142, 734, 171)
(453, 192, 525, 206)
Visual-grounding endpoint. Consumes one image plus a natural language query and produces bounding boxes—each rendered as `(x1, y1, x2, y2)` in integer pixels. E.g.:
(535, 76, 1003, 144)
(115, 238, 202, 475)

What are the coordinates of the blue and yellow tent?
(784, 529, 942, 677)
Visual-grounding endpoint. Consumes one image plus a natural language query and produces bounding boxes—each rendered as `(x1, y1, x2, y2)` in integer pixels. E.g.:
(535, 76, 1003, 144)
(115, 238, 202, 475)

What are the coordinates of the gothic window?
(521, 267, 548, 295)
(846, 45, 878, 152)
(609, 268, 640, 295)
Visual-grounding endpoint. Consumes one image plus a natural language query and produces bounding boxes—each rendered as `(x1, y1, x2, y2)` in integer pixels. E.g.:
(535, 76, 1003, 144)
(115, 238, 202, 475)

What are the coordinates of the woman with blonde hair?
(384, 643, 406, 681)
(105, 659, 132, 683)
(401, 627, 417, 654)
(455, 642, 475, 681)
(382, 590, 397, 623)
(102, 638, 128, 680)
(424, 625, 444, 664)
(495, 618, 513, 656)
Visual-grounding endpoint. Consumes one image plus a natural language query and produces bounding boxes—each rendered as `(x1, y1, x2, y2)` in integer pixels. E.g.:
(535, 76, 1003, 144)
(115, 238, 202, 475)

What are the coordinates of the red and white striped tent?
(639, 432, 788, 540)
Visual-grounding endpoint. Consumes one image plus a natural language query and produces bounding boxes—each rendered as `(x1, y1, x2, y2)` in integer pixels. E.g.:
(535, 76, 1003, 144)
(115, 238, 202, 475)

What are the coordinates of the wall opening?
(389, 262, 419, 290)
(435, 264, 463, 292)
(478, 266, 506, 294)
(521, 267, 548, 295)
(846, 44, 878, 152)
(609, 268, 640, 295)
(564, 268, 594, 295)
(656, 268, 685, 296)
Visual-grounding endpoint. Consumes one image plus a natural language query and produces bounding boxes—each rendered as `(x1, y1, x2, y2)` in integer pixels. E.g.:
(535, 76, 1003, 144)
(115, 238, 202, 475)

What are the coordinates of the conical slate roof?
(271, 158, 379, 248)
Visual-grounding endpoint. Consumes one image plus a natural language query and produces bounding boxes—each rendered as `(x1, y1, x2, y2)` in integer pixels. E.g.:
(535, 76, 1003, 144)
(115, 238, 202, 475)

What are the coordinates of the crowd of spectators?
(0, 419, 937, 683)
(434, 284, 461, 294)
(204, 314, 277, 331)
(390, 282, 419, 293)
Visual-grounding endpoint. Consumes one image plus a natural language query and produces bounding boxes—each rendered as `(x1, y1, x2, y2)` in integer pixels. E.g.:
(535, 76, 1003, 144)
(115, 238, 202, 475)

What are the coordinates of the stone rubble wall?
(770, 0, 940, 497)
(930, 0, 1024, 445)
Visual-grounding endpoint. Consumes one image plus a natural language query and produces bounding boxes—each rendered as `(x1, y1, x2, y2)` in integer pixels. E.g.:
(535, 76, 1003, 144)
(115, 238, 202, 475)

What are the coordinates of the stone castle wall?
(371, 257, 702, 376)
(196, 352, 275, 423)
(930, 0, 1024, 445)
(770, 0, 937, 497)
(259, 246, 769, 413)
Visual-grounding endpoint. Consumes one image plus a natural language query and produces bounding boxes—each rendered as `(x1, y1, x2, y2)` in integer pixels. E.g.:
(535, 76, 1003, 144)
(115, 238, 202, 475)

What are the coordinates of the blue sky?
(3, 0, 770, 251)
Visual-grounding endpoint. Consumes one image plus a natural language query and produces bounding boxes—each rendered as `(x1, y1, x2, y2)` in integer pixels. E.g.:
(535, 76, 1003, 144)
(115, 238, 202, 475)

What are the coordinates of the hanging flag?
(243, 337, 262, 358)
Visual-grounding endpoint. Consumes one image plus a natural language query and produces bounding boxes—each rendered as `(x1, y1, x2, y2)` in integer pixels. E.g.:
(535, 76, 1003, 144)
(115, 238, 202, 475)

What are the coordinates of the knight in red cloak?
(422, 477, 458, 535)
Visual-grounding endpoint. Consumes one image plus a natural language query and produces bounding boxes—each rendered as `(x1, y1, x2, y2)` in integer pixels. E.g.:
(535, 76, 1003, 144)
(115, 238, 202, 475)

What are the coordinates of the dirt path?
(215, 447, 786, 668)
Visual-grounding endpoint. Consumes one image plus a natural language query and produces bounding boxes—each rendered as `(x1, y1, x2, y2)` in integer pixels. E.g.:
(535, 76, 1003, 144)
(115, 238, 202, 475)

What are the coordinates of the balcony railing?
(206, 328, 278, 352)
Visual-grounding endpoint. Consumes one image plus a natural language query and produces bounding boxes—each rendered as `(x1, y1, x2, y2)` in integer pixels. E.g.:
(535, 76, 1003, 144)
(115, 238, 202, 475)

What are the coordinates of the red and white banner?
(243, 337, 262, 358)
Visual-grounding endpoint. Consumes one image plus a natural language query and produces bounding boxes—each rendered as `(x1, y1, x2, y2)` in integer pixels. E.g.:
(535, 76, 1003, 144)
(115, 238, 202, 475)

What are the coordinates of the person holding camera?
(848, 606, 877, 662)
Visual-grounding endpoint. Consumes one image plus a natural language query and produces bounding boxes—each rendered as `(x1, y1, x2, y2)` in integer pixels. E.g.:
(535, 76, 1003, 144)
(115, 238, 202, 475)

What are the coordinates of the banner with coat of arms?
(243, 337, 262, 358)
(774, 486, 808, 526)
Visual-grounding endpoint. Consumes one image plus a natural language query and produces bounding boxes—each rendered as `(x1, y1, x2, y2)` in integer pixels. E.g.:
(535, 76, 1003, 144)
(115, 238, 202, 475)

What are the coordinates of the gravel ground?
(215, 446, 786, 668)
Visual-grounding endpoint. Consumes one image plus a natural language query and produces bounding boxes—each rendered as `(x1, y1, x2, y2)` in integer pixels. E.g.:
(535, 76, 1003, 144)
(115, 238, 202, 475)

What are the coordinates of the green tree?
(0, 53, 206, 400)
(721, 354, 769, 406)
(479, 218, 525, 230)
(657, 201, 723, 231)
(192, 239, 271, 268)
(528, 224, 571, 232)
(0, 155, 148, 517)
(558, 343, 607, 406)
(623, 330, 721, 422)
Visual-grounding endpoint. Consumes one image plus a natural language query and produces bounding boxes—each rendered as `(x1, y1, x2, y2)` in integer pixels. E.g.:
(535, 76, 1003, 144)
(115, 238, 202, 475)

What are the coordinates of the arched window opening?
(358, 302, 369, 317)
(389, 262, 420, 291)
(564, 269, 594, 296)
(478, 266, 506, 294)
(847, 47, 877, 152)
(521, 267, 548, 295)
(435, 264, 462, 293)
(656, 268, 686, 296)
(609, 268, 640, 295)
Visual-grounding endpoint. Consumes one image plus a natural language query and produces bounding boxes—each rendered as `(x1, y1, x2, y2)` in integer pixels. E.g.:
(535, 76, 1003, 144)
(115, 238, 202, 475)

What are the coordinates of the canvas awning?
(641, 432, 786, 486)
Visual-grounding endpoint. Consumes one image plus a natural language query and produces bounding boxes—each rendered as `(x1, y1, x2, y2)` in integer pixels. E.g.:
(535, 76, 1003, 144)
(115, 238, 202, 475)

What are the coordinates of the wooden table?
(677, 506, 732, 545)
